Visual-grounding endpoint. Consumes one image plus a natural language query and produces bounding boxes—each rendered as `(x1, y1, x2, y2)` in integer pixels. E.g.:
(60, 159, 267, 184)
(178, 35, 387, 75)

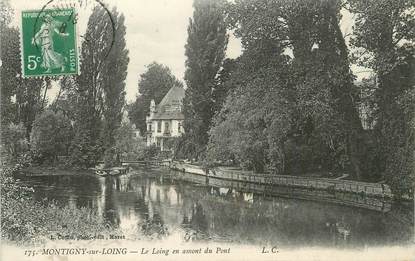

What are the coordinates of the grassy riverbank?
(0, 165, 115, 245)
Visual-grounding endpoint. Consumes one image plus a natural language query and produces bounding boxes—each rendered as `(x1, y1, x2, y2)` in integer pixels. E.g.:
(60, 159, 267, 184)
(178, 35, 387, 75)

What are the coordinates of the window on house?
(164, 121, 170, 134)
(178, 122, 182, 133)
(148, 124, 152, 131)
(157, 121, 162, 133)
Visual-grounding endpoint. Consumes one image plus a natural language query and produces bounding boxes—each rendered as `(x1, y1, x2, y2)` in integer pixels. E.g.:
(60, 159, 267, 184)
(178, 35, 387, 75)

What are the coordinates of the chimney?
(150, 99, 156, 117)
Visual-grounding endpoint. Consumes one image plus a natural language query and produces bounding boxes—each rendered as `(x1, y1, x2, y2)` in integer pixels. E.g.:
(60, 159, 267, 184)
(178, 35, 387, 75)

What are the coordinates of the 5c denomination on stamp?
(21, 8, 79, 77)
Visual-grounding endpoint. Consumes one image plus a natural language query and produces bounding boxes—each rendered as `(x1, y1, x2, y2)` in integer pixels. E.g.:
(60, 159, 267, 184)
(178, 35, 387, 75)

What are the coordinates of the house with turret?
(145, 85, 185, 151)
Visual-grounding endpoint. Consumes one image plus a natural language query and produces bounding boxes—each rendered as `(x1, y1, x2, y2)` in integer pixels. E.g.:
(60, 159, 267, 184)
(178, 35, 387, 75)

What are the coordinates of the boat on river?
(93, 165, 129, 177)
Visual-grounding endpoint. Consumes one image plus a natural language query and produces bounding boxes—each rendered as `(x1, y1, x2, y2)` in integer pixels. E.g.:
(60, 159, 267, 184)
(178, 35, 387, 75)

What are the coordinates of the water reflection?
(19, 169, 413, 248)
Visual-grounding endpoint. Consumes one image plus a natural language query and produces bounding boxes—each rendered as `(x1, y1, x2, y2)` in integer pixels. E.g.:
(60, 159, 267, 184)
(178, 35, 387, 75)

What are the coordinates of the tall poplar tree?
(70, 6, 129, 167)
(182, 0, 228, 158)
(101, 9, 129, 164)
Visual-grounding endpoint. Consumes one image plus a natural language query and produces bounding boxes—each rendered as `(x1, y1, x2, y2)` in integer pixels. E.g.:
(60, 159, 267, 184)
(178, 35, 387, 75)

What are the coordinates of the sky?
(9, 0, 368, 103)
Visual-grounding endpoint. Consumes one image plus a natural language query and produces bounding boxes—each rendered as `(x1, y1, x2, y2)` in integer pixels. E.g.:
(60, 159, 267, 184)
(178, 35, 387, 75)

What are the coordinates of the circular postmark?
(35, 0, 115, 59)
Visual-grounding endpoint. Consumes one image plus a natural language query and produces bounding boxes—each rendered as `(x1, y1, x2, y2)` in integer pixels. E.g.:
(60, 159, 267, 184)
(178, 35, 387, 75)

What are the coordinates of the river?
(18, 167, 413, 248)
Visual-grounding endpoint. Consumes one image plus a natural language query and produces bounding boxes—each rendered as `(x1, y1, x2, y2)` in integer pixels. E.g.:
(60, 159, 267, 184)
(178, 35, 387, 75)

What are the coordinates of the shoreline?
(15, 163, 413, 211)
(18, 166, 95, 177)
(18, 163, 413, 203)
(169, 161, 394, 199)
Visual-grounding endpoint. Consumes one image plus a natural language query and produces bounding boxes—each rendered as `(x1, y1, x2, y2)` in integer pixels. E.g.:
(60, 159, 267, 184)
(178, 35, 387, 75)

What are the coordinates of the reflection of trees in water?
(191, 203, 208, 231)
(201, 196, 354, 246)
(139, 212, 169, 239)
(123, 176, 170, 240)
(176, 183, 220, 242)
(174, 182, 413, 247)
(106, 175, 365, 246)
(103, 177, 121, 227)
(26, 173, 413, 246)
(181, 202, 210, 242)
(27, 175, 102, 210)
(383, 203, 414, 241)
(101, 176, 173, 240)
(154, 180, 209, 241)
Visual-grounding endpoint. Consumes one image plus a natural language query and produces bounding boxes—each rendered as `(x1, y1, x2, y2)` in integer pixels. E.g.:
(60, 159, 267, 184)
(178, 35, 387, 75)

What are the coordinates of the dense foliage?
(204, 0, 414, 199)
(30, 110, 73, 163)
(1, 123, 28, 163)
(114, 118, 146, 161)
(209, 0, 357, 174)
(347, 0, 414, 197)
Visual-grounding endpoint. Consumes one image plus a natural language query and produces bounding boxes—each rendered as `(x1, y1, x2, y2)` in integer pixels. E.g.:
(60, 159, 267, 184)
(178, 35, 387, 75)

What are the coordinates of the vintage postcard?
(1, 0, 414, 260)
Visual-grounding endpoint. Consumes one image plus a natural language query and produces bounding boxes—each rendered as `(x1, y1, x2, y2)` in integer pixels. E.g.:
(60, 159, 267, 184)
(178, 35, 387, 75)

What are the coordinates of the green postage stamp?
(21, 8, 79, 77)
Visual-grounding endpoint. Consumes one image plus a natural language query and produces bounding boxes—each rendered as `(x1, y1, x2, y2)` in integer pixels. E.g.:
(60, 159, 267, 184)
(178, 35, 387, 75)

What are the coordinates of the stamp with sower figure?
(21, 8, 79, 77)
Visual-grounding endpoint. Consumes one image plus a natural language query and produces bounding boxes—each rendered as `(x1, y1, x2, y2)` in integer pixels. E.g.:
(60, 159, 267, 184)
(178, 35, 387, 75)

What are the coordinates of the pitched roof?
(152, 85, 185, 120)
(158, 85, 185, 107)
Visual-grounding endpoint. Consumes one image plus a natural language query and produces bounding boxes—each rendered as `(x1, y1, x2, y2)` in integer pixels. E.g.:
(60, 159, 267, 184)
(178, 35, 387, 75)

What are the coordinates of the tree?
(129, 62, 182, 135)
(114, 117, 145, 161)
(208, 50, 293, 173)
(208, 0, 368, 176)
(348, 0, 414, 197)
(0, 1, 44, 141)
(127, 96, 146, 135)
(284, 0, 365, 179)
(70, 5, 129, 167)
(69, 5, 108, 167)
(182, 0, 228, 159)
(52, 76, 79, 120)
(14, 78, 48, 141)
(1, 123, 28, 163)
(212, 58, 237, 115)
(0, 2, 19, 130)
(30, 110, 73, 163)
(100, 8, 129, 162)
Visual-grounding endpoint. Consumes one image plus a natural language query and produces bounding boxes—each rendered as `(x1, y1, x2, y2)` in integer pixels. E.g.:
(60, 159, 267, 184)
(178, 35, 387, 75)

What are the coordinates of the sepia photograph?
(0, 0, 414, 260)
